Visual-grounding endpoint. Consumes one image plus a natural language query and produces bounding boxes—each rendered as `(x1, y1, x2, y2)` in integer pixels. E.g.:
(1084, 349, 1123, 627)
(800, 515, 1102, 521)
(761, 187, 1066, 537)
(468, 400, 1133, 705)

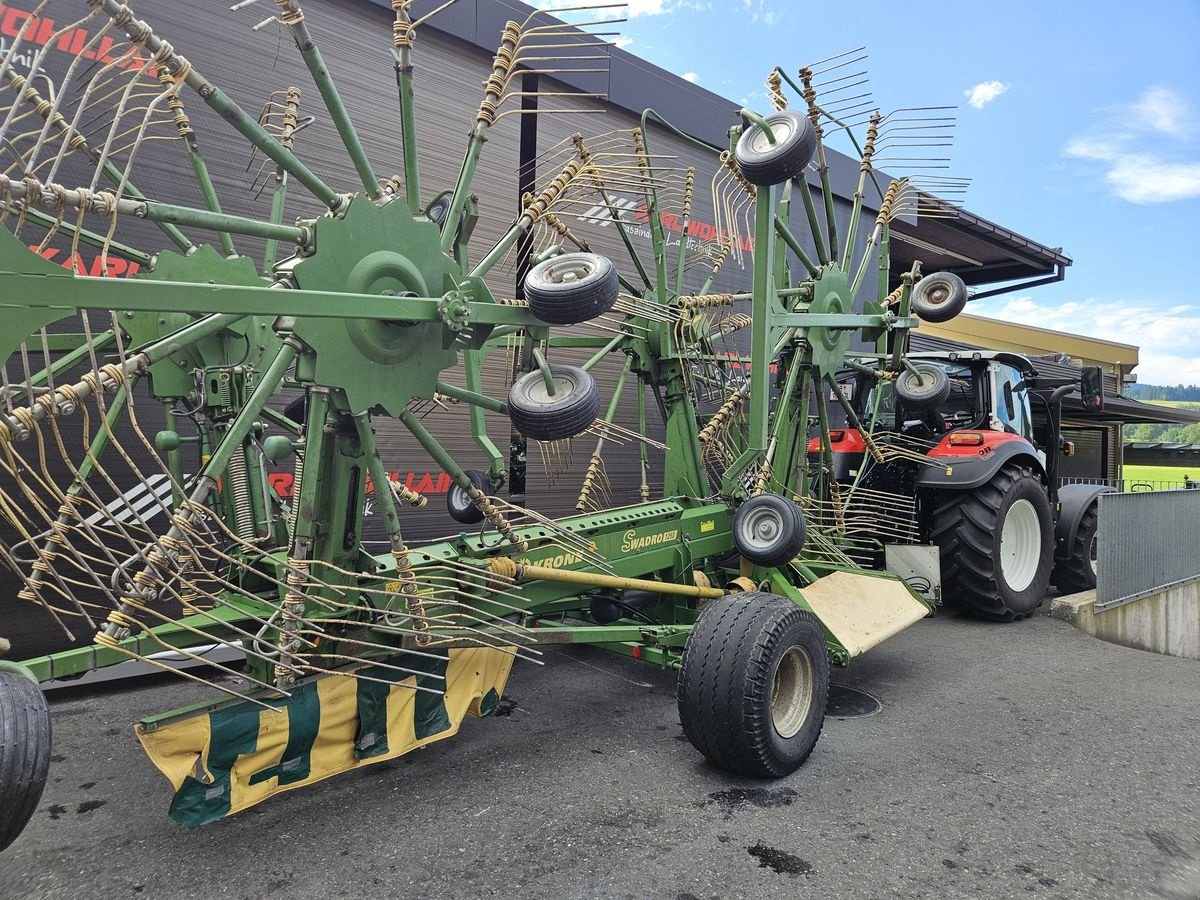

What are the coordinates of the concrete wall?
(1051, 584, 1200, 661)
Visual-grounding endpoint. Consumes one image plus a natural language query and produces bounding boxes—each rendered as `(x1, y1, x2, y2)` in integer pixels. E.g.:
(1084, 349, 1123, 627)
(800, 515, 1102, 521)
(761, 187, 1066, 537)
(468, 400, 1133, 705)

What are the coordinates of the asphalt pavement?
(2, 603, 1199, 900)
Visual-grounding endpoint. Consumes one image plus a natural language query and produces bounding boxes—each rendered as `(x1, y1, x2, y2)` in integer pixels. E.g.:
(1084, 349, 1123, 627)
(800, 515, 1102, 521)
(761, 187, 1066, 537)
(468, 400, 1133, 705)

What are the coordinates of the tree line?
(1123, 384, 1200, 444)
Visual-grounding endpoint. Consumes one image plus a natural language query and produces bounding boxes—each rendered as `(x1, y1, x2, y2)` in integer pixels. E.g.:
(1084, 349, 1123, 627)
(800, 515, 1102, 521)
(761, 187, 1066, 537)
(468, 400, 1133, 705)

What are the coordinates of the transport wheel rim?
(541, 257, 597, 285)
(524, 371, 579, 405)
(1087, 532, 1098, 578)
(739, 505, 784, 553)
(749, 116, 795, 155)
(1000, 498, 1040, 591)
(771, 645, 813, 739)
(923, 280, 952, 308)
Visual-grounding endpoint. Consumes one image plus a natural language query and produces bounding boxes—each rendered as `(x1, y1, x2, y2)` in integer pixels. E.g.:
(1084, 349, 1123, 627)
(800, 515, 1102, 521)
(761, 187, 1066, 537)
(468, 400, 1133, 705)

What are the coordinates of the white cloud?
(970, 295, 1200, 386)
(1063, 86, 1200, 205)
(1132, 86, 1193, 137)
(614, 36, 634, 49)
(964, 80, 1010, 110)
(681, 71, 698, 83)
(1103, 155, 1200, 204)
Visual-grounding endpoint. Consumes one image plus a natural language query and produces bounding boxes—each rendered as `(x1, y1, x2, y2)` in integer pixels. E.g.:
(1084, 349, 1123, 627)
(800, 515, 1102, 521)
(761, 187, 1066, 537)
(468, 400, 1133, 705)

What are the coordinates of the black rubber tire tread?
(895, 364, 951, 411)
(929, 464, 1054, 621)
(732, 494, 807, 567)
(0, 672, 51, 852)
(734, 110, 818, 187)
(524, 253, 619, 325)
(446, 469, 489, 525)
(911, 271, 968, 323)
(678, 593, 829, 777)
(1052, 502, 1099, 594)
(507, 365, 600, 442)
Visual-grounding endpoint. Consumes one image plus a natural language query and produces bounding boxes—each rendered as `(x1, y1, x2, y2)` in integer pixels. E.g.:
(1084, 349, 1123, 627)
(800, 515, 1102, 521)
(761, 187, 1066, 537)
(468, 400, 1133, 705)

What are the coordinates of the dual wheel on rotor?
(733, 110, 970, 328)
(448, 253, 618, 524)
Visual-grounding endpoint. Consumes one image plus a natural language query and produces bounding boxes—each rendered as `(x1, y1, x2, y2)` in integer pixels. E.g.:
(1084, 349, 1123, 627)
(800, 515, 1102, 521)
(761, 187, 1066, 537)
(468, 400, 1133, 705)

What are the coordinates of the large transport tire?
(0, 671, 51, 852)
(523, 253, 619, 325)
(1052, 502, 1099, 594)
(678, 593, 829, 777)
(507, 365, 600, 442)
(732, 494, 807, 567)
(733, 109, 818, 187)
(911, 271, 968, 323)
(895, 364, 951, 411)
(929, 463, 1054, 621)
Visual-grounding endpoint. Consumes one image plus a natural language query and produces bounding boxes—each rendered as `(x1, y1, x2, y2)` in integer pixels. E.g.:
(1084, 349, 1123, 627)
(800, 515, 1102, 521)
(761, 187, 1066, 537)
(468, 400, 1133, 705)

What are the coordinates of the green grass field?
(1146, 400, 1200, 410)
(1120, 464, 1194, 486)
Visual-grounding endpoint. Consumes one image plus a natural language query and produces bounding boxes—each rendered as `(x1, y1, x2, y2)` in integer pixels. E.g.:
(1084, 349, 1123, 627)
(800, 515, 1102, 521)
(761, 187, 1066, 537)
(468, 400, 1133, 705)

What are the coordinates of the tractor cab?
(813, 352, 1045, 475)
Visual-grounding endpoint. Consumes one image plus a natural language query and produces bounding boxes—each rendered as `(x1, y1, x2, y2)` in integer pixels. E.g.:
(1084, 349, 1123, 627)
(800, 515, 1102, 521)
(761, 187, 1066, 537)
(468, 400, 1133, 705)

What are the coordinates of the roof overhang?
(396, 0, 1071, 293)
(1062, 395, 1200, 426)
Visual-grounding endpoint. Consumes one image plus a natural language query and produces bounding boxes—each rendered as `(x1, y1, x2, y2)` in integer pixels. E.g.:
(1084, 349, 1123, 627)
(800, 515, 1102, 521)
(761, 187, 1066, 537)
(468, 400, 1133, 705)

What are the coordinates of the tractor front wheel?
(678, 593, 829, 777)
(930, 464, 1054, 621)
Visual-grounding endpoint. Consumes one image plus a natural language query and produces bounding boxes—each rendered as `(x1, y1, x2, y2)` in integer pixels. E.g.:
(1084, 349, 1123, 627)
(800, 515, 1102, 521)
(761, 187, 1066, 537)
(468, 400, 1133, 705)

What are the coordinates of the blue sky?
(536, 0, 1200, 385)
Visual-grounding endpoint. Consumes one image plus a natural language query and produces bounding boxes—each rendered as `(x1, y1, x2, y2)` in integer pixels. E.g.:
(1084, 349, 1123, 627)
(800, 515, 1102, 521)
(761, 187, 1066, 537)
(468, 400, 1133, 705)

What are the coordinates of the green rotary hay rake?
(0, 0, 971, 846)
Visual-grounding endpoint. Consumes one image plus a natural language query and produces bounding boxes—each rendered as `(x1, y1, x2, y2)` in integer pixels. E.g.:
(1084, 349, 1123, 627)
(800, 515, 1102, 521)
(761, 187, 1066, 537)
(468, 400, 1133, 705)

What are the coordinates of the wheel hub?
(750, 117, 795, 154)
(741, 506, 784, 550)
(999, 498, 1040, 592)
(545, 258, 595, 284)
(771, 645, 813, 738)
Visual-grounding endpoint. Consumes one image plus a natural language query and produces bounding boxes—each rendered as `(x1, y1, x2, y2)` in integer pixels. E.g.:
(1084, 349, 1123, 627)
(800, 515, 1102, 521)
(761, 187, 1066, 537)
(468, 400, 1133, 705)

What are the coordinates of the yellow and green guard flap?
(137, 646, 514, 826)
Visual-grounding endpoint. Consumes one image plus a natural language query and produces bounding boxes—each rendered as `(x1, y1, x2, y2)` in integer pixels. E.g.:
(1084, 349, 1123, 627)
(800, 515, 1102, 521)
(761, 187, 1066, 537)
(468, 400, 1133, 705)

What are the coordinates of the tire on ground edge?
(678, 593, 829, 777)
(0, 671, 51, 852)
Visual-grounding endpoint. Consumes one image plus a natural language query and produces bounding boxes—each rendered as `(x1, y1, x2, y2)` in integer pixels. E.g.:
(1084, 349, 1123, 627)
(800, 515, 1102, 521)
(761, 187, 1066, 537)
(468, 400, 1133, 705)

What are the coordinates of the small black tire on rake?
(524, 253, 619, 326)
(734, 109, 818, 187)
(732, 493, 807, 567)
(507, 365, 600, 442)
(895, 364, 952, 412)
(911, 271, 968, 323)
(0, 670, 51, 852)
(678, 593, 829, 777)
(447, 469, 490, 525)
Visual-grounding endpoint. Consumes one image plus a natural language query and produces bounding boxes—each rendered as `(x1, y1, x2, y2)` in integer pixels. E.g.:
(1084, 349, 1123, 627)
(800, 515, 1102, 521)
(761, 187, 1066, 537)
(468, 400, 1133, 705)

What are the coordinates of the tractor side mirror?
(1002, 381, 1016, 420)
(1081, 366, 1105, 411)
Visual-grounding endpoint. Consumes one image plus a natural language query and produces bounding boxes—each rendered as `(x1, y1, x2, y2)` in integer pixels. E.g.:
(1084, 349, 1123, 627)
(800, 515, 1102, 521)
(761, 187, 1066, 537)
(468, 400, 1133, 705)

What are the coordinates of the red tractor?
(813, 350, 1109, 620)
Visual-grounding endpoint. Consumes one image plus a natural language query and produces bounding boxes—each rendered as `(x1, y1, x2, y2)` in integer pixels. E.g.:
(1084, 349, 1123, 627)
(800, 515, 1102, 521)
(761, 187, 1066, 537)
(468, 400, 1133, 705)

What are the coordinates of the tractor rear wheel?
(0, 670, 51, 852)
(1052, 502, 1099, 594)
(929, 464, 1053, 621)
(678, 593, 829, 777)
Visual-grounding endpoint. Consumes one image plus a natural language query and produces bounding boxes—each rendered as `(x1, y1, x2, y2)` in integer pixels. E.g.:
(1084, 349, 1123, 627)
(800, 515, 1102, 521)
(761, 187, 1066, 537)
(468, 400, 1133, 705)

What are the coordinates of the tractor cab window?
(862, 362, 979, 433)
(938, 364, 980, 425)
(990, 363, 1034, 442)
